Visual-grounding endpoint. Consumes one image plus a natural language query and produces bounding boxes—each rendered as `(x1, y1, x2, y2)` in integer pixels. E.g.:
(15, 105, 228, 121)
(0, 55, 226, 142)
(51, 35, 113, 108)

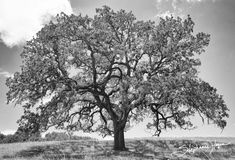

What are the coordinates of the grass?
(0, 137, 235, 160)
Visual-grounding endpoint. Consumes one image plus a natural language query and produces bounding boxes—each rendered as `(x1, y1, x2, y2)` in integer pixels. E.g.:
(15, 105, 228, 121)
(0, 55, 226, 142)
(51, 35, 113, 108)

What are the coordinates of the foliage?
(0, 127, 41, 144)
(6, 6, 229, 149)
(0, 130, 92, 144)
(16, 111, 42, 142)
(0, 134, 20, 144)
(0, 132, 6, 143)
(14, 126, 42, 142)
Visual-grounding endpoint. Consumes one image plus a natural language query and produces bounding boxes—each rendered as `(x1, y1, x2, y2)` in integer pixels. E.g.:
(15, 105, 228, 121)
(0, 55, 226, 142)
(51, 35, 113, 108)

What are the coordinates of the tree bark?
(113, 121, 127, 151)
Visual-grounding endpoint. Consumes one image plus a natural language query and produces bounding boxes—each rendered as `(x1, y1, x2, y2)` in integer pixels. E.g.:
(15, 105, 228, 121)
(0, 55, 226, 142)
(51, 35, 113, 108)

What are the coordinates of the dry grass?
(0, 141, 61, 159)
(0, 137, 235, 160)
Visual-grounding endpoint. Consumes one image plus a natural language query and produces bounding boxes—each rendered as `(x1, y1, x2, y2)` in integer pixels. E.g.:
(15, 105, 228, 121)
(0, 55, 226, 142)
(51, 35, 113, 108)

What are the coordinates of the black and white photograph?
(0, 0, 235, 159)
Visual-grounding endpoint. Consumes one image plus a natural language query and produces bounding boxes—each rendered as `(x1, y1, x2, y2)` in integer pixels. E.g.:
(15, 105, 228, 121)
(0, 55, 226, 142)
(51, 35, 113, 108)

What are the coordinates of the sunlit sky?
(0, 0, 234, 139)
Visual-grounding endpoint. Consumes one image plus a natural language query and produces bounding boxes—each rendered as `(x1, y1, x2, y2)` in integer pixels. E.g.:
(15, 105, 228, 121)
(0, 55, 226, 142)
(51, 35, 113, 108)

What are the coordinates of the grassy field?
(0, 137, 235, 160)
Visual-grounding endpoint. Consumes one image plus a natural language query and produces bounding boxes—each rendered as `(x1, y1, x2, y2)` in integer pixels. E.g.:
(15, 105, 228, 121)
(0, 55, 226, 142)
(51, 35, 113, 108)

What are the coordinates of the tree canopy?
(6, 6, 229, 150)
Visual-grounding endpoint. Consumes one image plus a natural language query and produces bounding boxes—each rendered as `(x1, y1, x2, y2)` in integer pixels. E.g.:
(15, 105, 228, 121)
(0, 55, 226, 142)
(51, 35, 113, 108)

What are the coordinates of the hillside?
(0, 137, 235, 160)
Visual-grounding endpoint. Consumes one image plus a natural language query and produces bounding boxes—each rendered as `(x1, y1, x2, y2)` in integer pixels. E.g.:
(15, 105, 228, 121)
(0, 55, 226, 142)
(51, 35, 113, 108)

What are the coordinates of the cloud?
(155, 0, 217, 18)
(0, 0, 73, 47)
(155, 10, 185, 19)
(0, 68, 13, 78)
(157, 0, 217, 4)
(156, 11, 176, 18)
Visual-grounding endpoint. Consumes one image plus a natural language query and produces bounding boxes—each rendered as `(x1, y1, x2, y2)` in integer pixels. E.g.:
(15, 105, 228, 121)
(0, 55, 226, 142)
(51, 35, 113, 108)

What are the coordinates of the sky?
(0, 0, 234, 139)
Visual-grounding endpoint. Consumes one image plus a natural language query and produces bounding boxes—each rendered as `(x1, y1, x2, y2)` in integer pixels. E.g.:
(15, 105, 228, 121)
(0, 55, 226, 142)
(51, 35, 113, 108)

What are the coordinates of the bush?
(71, 135, 96, 141)
(44, 132, 96, 141)
(0, 129, 42, 144)
(0, 132, 6, 143)
(28, 132, 42, 141)
(0, 130, 95, 143)
(1, 134, 21, 143)
(14, 126, 42, 142)
(45, 132, 70, 141)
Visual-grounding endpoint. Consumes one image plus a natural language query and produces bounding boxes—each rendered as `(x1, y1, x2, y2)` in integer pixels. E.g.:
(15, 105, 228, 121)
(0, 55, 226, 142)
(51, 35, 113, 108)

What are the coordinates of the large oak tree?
(6, 6, 229, 150)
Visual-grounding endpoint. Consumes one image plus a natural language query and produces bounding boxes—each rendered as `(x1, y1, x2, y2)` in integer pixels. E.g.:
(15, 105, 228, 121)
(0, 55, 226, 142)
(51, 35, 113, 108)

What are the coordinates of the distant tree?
(14, 127, 28, 142)
(1, 134, 20, 143)
(0, 132, 20, 144)
(6, 6, 229, 150)
(0, 128, 41, 144)
(15, 111, 42, 141)
(14, 126, 41, 142)
(0, 132, 5, 143)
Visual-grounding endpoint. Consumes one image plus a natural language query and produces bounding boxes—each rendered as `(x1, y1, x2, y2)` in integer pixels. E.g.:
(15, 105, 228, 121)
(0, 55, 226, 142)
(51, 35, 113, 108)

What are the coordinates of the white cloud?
(156, 11, 174, 19)
(156, 0, 217, 10)
(156, 0, 216, 4)
(0, 0, 73, 47)
(155, 10, 185, 19)
(155, 0, 217, 19)
(0, 68, 13, 78)
(157, 11, 174, 18)
(185, 0, 217, 2)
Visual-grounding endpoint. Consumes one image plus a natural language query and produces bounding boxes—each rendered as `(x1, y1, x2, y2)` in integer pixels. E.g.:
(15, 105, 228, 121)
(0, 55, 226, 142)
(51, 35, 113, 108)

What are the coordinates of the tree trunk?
(113, 121, 127, 151)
